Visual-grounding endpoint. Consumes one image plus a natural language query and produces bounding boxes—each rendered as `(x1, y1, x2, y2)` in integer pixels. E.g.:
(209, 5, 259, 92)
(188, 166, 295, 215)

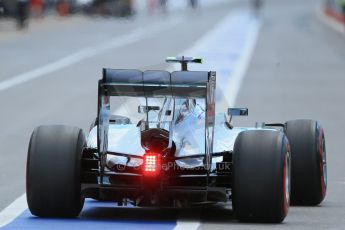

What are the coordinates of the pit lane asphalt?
(1, 0, 345, 229)
(215, 0, 345, 229)
(0, 2, 238, 211)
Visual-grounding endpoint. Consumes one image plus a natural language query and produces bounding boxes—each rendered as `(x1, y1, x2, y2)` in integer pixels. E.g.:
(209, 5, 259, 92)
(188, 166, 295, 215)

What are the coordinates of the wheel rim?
(320, 130, 327, 197)
(283, 149, 291, 214)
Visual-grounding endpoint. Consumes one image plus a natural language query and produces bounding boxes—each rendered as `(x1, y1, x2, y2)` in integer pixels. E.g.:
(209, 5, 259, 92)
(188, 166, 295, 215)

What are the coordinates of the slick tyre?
(232, 130, 291, 223)
(285, 119, 327, 205)
(26, 125, 85, 217)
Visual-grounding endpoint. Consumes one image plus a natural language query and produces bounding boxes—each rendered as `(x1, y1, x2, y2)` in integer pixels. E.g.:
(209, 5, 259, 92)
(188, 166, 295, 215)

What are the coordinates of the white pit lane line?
(172, 10, 260, 230)
(0, 17, 182, 92)
(0, 10, 260, 230)
(0, 194, 27, 228)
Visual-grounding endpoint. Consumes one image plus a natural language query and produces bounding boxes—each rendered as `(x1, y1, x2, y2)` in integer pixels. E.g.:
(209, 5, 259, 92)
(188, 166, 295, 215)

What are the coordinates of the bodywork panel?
(87, 113, 250, 170)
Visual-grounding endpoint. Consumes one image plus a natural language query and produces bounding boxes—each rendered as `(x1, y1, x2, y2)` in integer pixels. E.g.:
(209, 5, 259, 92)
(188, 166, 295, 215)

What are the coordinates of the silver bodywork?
(93, 69, 270, 173)
(87, 99, 253, 170)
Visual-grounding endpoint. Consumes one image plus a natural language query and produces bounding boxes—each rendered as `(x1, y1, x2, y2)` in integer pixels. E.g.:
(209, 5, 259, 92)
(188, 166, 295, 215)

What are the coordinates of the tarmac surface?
(0, 0, 345, 229)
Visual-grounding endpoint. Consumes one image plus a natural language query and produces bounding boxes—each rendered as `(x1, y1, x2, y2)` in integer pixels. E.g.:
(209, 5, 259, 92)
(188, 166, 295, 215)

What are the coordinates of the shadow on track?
(79, 200, 239, 223)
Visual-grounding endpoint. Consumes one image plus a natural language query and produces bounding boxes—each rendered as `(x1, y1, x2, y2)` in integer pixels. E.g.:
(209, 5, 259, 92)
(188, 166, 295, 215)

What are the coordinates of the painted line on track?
(172, 10, 261, 230)
(0, 194, 27, 228)
(174, 10, 261, 112)
(174, 210, 201, 230)
(1, 200, 176, 230)
(0, 17, 182, 92)
(0, 9, 260, 230)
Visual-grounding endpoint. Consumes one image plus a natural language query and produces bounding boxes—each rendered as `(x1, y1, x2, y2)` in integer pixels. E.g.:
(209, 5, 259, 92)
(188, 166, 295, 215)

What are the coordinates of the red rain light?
(143, 153, 160, 176)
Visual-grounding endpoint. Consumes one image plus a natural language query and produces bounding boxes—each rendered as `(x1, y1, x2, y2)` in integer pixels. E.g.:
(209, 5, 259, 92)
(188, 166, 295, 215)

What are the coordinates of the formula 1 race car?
(26, 57, 327, 223)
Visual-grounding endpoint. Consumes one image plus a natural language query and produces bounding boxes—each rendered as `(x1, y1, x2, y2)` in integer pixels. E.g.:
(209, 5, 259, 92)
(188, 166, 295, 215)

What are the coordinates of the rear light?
(143, 153, 160, 176)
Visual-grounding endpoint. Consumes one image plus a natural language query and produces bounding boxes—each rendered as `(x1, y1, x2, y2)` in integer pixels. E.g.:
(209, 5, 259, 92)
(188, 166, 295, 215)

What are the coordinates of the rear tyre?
(285, 119, 327, 205)
(232, 130, 291, 223)
(26, 125, 85, 217)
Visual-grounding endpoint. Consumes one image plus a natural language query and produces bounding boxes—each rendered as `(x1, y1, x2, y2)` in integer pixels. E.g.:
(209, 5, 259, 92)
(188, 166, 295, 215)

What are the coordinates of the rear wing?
(101, 69, 210, 98)
(97, 68, 216, 181)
